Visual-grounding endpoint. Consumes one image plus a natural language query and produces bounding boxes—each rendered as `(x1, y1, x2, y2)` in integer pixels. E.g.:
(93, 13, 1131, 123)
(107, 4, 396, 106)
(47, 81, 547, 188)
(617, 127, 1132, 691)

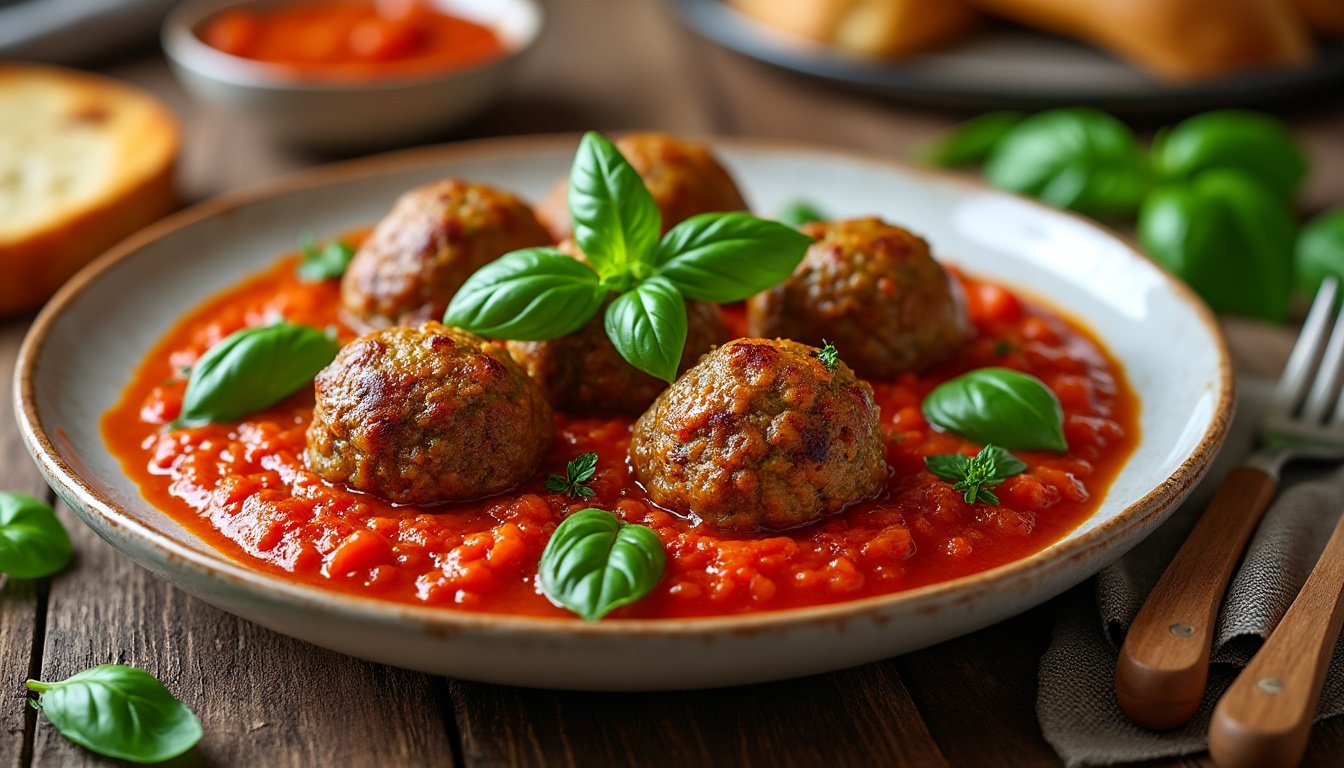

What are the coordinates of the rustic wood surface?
(3, 0, 1344, 765)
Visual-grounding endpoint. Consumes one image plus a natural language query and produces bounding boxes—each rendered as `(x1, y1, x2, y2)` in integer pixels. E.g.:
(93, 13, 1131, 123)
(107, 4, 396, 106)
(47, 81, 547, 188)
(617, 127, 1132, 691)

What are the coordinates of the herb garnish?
(297, 233, 356, 282)
(445, 132, 812, 382)
(778, 200, 827, 229)
(545, 452, 599, 499)
(925, 445, 1027, 505)
(0, 492, 71, 579)
(811, 340, 839, 371)
(922, 367, 1067, 452)
(538, 508, 666, 621)
(26, 664, 202, 763)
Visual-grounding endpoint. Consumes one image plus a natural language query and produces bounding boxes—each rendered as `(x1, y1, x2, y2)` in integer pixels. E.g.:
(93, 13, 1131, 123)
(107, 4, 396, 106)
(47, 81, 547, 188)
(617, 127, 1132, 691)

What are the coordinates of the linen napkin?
(1038, 377, 1344, 766)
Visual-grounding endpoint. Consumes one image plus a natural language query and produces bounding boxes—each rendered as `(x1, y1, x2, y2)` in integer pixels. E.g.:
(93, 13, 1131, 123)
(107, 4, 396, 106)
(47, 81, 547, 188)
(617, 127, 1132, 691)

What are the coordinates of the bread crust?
(729, 0, 981, 57)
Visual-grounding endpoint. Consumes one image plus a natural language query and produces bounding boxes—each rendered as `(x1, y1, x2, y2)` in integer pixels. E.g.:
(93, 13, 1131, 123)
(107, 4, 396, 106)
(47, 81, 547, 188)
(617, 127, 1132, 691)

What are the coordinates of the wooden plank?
(29, 498, 457, 767)
(452, 662, 947, 768)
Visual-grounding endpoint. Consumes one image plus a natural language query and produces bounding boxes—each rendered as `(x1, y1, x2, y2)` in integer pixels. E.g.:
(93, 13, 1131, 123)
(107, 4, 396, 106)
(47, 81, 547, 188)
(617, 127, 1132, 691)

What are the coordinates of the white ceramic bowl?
(163, 0, 543, 150)
(16, 135, 1232, 691)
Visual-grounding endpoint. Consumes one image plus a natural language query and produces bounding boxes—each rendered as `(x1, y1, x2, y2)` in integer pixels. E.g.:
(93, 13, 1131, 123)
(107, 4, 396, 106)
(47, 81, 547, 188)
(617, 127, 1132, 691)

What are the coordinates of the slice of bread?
(729, 0, 981, 58)
(0, 64, 178, 315)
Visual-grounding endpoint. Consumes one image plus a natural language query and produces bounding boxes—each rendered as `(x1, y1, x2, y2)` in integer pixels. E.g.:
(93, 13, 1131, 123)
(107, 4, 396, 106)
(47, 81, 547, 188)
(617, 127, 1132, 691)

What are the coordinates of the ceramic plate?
(673, 0, 1344, 112)
(16, 135, 1231, 690)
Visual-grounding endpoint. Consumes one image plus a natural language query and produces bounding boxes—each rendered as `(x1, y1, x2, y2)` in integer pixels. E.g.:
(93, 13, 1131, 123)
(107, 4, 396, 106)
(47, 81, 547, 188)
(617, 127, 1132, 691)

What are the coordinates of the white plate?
(16, 135, 1232, 690)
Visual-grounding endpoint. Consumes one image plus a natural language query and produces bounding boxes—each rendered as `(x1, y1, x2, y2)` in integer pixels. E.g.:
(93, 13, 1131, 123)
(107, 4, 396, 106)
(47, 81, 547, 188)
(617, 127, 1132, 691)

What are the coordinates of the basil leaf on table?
(1138, 169, 1295, 322)
(539, 508, 666, 621)
(604, 276, 688, 384)
(1152, 110, 1307, 203)
(569, 131, 661, 282)
(296, 233, 356, 282)
(922, 368, 1067, 452)
(984, 108, 1148, 218)
(919, 111, 1024, 168)
(1295, 208, 1344, 296)
(175, 322, 339, 428)
(444, 247, 607, 339)
(655, 213, 813, 303)
(26, 665, 202, 763)
(0, 492, 71, 579)
(778, 200, 827, 229)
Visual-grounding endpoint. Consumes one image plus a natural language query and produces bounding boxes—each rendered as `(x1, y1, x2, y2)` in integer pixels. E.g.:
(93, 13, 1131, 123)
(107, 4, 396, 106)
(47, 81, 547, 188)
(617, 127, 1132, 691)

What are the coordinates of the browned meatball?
(341, 180, 551, 330)
(630, 338, 887, 532)
(538, 133, 749, 241)
(305, 323, 553, 504)
(748, 218, 971, 379)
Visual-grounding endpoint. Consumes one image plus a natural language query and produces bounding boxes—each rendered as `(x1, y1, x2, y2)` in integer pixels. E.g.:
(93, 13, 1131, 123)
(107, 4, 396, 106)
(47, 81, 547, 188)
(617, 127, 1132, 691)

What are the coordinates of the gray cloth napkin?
(1039, 377, 1344, 766)
(0, 0, 176, 64)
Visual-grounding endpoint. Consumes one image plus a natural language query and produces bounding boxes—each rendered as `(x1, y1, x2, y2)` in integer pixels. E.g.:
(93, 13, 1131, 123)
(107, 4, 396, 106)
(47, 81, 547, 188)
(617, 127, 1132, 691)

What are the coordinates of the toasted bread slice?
(0, 64, 178, 315)
(730, 0, 981, 58)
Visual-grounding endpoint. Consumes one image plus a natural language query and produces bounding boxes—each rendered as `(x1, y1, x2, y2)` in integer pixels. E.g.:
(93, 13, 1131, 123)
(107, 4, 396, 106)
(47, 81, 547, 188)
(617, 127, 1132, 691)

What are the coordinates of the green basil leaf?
(604, 276, 687, 383)
(919, 111, 1024, 168)
(1295, 208, 1344, 297)
(569, 131, 661, 281)
(539, 508, 666, 621)
(983, 444, 1028, 480)
(0, 492, 70, 579)
(26, 665, 202, 763)
(654, 213, 813, 303)
(924, 453, 971, 482)
(985, 109, 1148, 218)
(1138, 170, 1295, 322)
(444, 247, 607, 339)
(922, 368, 1067, 452)
(778, 200, 827, 229)
(176, 322, 339, 428)
(296, 233, 355, 282)
(1153, 110, 1307, 202)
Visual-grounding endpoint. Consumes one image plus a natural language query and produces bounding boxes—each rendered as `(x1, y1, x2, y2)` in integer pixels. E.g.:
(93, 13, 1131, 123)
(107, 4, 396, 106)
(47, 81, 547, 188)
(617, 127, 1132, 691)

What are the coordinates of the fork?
(1115, 276, 1344, 730)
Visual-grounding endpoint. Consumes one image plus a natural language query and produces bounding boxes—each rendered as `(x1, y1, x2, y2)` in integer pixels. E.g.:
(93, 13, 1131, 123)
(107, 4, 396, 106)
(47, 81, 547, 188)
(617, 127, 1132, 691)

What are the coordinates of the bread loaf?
(729, 0, 981, 58)
(0, 65, 178, 315)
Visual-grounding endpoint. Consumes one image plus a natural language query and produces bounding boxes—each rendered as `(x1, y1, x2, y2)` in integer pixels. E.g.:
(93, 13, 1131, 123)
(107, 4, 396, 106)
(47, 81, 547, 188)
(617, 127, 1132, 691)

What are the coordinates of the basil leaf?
(444, 247, 607, 339)
(985, 109, 1148, 218)
(922, 368, 1067, 452)
(538, 508, 666, 621)
(176, 322, 339, 428)
(26, 665, 202, 763)
(1295, 208, 1344, 297)
(1138, 170, 1295, 322)
(569, 131, 661, 281)
(655, 213, 813, 303)
(0, 492, 70, 579)
(983, 444, 1028, 479)
(924, 445, 1025, 505)
(924, 453, 972, 482)
(778, 200, 827, 229)
(919, 111, 1024, 168)
(1153, 110, 1307, 203)
(604, 276, 687, 383)
(296, 233, 355, 282)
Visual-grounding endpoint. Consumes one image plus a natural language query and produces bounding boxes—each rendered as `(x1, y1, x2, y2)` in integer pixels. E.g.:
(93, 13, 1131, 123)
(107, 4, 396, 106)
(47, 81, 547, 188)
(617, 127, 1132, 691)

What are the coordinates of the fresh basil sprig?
(297, 233, 356, 282)
(445, 132, 812, 382)
(1152, 110, 1307, 203)
(1295, 207, 1344, 296)
(174, 322, 339, 428)
(538, 508, 666, 621)
(925, 445, 1026, 505)
(922, 368, 1067, 452)
(26, 665, 202, 763)
(810, 340, 839, 371)
(545, 452, 599, 499)
(0, 492, 71, 579)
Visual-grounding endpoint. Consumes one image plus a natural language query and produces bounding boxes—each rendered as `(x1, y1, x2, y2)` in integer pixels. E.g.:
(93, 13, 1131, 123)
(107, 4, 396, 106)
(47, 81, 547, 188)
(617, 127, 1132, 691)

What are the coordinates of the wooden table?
(3, 1, 1343, 765)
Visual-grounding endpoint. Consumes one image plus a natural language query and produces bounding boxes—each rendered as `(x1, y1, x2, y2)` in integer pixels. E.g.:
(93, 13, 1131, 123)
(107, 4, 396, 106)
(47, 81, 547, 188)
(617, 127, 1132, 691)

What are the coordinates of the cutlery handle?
(1208, 510, 1344, 768)
(1115, 467, 1278, 729)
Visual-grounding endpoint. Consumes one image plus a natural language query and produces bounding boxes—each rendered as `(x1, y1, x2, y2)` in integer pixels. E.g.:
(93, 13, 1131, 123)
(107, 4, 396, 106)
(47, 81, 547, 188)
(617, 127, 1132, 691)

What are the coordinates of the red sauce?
(101, 247, 1139, 619)
(199, 1, 507, 81)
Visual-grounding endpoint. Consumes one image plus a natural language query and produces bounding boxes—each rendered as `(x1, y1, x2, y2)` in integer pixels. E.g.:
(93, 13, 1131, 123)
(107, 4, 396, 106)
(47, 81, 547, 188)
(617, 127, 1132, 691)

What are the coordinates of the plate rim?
(14, 132, 1234, 637)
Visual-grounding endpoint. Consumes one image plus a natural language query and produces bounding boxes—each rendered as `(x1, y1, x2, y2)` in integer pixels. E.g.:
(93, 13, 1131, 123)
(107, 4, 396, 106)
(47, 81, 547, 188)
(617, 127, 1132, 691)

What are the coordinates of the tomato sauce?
(102, 248, 1139, 619)
(199, 2, 506, 81)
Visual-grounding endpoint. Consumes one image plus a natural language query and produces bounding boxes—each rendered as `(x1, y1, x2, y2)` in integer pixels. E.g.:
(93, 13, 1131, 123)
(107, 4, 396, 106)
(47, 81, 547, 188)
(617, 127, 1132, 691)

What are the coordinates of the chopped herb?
(924, 444, 1027, 505)
(811, 340, 839, 371)
(297, 233, 356, 282)
(545, 452, 599, 499)
(993, 340, 1013, 357)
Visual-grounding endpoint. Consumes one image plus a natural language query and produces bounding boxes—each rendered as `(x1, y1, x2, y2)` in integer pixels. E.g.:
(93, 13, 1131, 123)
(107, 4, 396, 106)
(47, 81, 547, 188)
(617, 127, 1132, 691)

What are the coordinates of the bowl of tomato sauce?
(163, 0, 542, 150)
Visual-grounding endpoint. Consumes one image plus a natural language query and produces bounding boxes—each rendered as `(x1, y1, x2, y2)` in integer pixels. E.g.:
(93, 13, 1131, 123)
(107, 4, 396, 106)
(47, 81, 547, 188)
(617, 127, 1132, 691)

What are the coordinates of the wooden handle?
(1115, 467, 1278, 729)
(1208, 509, 1344, 768)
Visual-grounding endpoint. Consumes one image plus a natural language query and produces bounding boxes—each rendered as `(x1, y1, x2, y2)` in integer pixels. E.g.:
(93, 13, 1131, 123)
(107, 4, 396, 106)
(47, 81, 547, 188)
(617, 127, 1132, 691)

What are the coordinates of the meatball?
(747, 218, 971, 379)
(630, 338, 887, 532)
(305, 323, 553, 504)
(341, 180, 551, 330)
(538, 133, 749, 241)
